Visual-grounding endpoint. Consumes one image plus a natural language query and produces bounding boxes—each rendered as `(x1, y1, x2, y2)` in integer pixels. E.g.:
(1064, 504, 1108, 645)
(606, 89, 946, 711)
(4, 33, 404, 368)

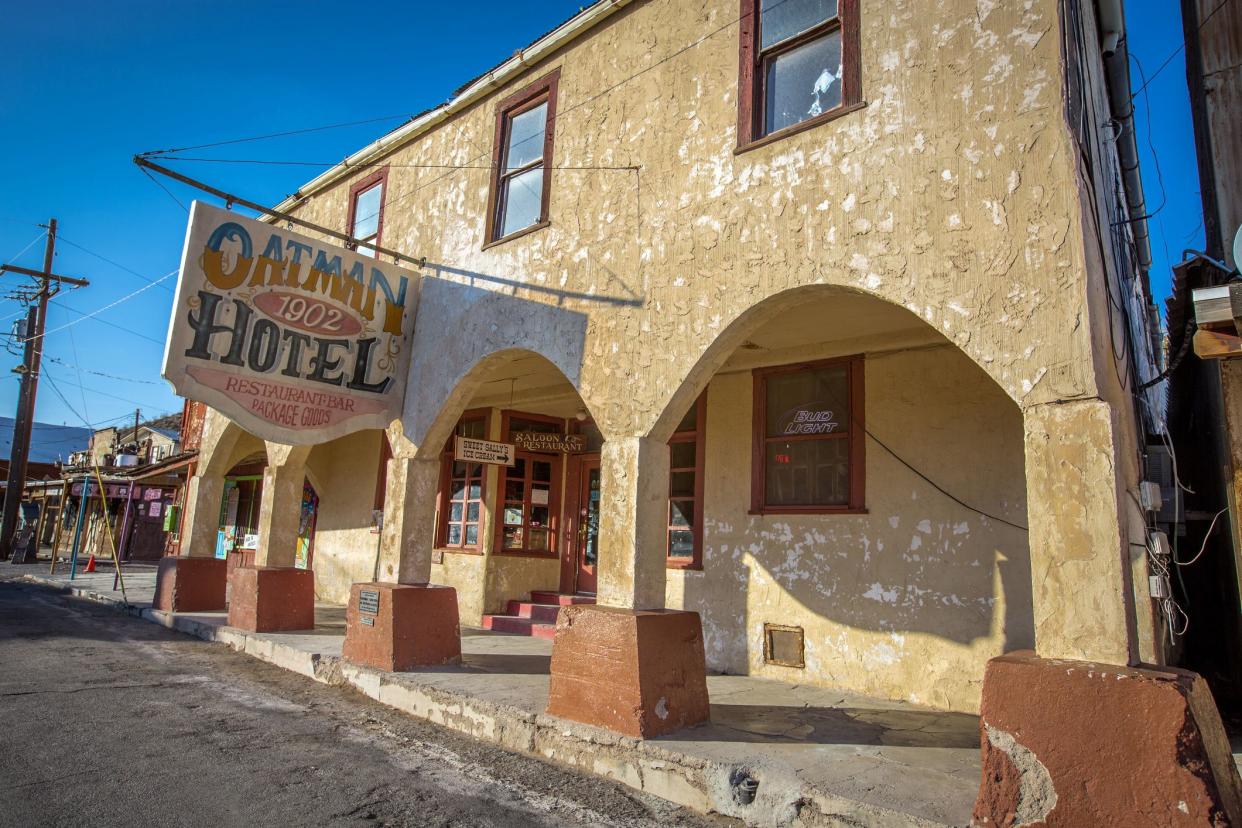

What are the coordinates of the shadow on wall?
(679, 333, 1035, 680)
(401, 277, 596, 451)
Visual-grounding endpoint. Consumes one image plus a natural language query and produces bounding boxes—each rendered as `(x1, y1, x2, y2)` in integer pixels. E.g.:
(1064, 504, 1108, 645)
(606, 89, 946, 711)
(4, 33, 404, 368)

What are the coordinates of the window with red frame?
(667, 394, 706, 568)
(738, 0, 861, 147)
(496, 414, 562, 556)
(751, 356, 865, 513)
(486, 70, 559, 244)
(436, 414, 488, 550)
(347, 169, 387, 257)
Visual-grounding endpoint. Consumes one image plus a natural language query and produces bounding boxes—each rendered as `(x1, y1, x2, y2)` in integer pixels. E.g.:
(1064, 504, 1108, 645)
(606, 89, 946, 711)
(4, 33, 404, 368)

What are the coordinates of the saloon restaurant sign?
(162, 202, 418, 444)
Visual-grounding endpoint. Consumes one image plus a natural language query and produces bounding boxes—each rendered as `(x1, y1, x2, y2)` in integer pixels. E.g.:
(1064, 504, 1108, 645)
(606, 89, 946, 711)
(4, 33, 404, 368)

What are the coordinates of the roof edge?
(272, 0, 635, 215)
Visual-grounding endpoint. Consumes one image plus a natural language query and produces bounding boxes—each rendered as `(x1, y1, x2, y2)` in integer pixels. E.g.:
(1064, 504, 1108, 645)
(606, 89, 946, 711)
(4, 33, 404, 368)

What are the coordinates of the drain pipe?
(1097, 0, 1153, 276)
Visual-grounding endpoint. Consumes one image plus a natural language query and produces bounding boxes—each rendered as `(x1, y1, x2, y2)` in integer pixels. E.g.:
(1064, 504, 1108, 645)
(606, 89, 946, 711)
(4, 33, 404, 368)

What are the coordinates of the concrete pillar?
(228, 443, 314, 632)
(1022, 399, 1136, 665)
(152, 472, 227, 613)
(375, 456, 440, 584)
(547, 435, 709, 738)
(343, 454, 461, 671)
(178, 473, 223, 558)
(595, 436, 671, 610)
(252, 444, 311, 568)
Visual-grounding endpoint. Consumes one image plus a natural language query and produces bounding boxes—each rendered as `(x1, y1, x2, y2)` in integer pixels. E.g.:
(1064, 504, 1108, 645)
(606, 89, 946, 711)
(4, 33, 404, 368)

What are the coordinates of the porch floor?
(14, 564, 983, 825)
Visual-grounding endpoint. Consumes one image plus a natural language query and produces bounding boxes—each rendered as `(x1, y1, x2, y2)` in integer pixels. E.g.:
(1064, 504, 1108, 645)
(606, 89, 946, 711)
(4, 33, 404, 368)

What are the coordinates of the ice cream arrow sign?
(162, 201, 419, 444)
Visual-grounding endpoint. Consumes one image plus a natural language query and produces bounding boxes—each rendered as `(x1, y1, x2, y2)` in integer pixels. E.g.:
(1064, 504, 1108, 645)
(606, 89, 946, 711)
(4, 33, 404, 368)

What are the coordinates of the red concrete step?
(505, 600, 563, 623)
(529, 591, 596, 606)
(480, 614, 557, 639)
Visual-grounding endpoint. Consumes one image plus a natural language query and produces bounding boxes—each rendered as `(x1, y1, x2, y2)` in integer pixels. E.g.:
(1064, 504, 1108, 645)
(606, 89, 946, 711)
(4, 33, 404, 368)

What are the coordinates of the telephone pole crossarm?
(0, 265, 89, 288)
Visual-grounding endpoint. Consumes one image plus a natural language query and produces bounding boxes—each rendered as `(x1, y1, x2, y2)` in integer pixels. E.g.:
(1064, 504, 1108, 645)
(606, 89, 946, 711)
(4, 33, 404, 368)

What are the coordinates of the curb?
(18, 573, 953, 827)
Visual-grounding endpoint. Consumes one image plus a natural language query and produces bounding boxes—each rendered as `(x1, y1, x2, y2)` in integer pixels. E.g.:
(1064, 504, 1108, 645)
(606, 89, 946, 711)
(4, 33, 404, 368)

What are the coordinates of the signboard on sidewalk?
(454, 436, 515, 466)
(162, 201, 419, 444)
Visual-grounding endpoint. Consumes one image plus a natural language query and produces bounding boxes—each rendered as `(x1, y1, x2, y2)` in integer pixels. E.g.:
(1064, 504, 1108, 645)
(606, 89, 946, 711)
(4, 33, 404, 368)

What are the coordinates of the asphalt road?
(0, 578, 726, 828)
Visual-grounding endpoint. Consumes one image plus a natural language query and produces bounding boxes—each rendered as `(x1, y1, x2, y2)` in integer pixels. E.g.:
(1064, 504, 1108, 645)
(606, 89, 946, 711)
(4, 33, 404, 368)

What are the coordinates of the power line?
(4, 229, 47, 267)
(41, 354, 164, 385)
(154, 155, 641, 172)
(48, 300, 167, 346)
(29, 270, 176, 345)
(42, 368, 170, 412)
(1130, 0, 1233, 100)
(57, 236, 176, 293)
(141, 113, 416, 156)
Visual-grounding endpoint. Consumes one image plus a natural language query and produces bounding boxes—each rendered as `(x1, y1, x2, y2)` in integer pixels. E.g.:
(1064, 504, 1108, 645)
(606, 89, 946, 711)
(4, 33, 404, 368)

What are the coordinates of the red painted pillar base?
(342, 582, 461, 671)
(973, 651, 1242, 826)
(547, 605, 709, 738)
(227, 565, 315, 632)
(152, 556, 227, 612)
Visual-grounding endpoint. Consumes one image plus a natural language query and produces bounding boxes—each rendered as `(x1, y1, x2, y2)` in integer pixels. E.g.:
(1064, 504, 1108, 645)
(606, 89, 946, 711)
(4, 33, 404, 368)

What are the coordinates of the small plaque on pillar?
(358, 589, 380, 615)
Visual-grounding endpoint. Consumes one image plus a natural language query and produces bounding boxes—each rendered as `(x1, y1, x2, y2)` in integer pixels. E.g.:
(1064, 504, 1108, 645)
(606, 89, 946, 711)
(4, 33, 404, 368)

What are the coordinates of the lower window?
(751, 356, 865, 513)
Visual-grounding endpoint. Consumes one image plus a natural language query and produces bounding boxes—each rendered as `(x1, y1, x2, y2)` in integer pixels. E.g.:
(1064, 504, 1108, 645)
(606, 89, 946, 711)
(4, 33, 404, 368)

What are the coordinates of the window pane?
(764, 364, 849, 437)
(670, 471, 695, 498)
(765, 438, 849, 506)
(506, 102, 547, 171)
(447, 524, 462, 545)
(670, 499, 694, 528)
(532, 461, 552, 483)
(528, 529, 550, 552)
(764, 29, 843, 134)
(465, 524, 478, 545)
(499, 166, 544, 237)
(531, 506, 550, 527)
(504, 506, 523, 525)
(457, 418, 486, 439)
(503, 526, 523, 549)
(668, 530, 695, 559)
(505, 480, 525, 501)
(670, 441, 696, 469)
(511, 457, 526, 477)
(352, 184, 382, 240)
(466, 502, 480, 522)
(450, 480, 466, 501)
(761, 0, 838, 49)
(675, 404, 698, 434)
(510, 418, 560, 434)
(468, 482, 482, 499)
(449, 502, 463, 522)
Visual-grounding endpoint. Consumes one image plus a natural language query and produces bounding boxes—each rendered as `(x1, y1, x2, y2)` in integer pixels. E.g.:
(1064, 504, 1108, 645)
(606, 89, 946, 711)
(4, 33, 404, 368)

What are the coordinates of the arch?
(647, 283, 1019, 444)
(400, 277, 590, 455)
(412, 347, 599, 461)
(198, 412, 268, 478)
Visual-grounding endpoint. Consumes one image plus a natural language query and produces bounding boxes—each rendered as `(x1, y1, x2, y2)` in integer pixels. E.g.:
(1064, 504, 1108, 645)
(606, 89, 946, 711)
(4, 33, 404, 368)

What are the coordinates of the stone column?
(251, 444, 311, 568)
(179, 473, 223, 558)
(152, 471, 228, 613)
(228, 443, 314, 632)
(343, 453, 461, 671)
(595, 436, 671, 610)
(374, 456, 440, 584)
(1021, 399, 1136, 665)
(547, 435, 709, 738)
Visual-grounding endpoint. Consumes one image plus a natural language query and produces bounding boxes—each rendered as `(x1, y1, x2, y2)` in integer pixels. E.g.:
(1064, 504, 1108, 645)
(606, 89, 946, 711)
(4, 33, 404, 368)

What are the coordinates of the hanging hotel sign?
(454, 436, 515, 466)
(162, 201, 419, 444)
(511, 431, 587, 453)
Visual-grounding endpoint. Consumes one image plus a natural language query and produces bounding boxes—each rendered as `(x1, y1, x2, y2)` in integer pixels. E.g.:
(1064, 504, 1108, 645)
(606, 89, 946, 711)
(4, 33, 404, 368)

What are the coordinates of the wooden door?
(572, 454, 602, 594)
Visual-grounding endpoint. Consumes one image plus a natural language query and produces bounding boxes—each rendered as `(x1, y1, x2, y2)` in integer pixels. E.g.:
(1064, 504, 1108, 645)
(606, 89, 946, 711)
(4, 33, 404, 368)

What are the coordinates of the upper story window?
(486, 69, 560, 246)
(347, 168, 388, 257)
(751, 356, 865, 514)
(738, 0, 861, 148)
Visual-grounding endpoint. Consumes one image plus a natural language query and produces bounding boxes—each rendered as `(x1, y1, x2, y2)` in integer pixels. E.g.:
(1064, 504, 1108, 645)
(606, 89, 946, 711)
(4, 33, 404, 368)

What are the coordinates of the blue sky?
(0, 0, 1201, 429)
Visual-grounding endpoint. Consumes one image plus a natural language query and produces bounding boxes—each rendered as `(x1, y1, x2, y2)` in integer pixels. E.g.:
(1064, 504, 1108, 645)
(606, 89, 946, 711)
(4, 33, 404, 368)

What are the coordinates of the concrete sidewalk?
(13, 565, 982, 827)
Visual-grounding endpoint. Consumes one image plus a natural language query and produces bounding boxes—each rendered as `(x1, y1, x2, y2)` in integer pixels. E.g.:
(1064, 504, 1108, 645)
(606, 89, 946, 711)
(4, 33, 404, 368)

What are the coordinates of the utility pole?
(1, 220, 89, 563)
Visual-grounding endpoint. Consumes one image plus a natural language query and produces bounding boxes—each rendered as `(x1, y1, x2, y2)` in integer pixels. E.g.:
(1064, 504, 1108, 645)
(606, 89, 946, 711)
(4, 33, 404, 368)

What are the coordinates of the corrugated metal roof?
(0, 417, 91, 465)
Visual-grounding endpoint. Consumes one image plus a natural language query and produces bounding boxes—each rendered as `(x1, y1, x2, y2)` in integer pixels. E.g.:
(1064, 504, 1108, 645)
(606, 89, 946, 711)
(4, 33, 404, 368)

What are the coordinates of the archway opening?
(655, 287, 1031, 713)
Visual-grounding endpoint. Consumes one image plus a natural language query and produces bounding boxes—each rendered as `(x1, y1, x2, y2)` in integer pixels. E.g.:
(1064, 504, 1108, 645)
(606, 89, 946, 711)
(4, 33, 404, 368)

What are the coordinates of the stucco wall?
(305, 429, 384, 603)
(666, 343, 1030, 712)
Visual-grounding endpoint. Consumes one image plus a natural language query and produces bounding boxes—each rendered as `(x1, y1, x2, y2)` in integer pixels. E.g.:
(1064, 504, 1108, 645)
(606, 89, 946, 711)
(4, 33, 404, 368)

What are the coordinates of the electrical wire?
(42, 369, 169, 412)
(141, 167, 190, 214)
(26, 270, 177, 345)
(1130, 0, 1234, 101)
(41, 354, 164, 385)
(57, 236, 175, 293)
(141, 113, 416, 156)
(865, 428, 1028, 532)
(1176, 506, 1229, 567)
(42, 371, 93, 430)
(5, 229, 47, 266)
(154, 155, 642, 172)
(48, 300, 166, 346)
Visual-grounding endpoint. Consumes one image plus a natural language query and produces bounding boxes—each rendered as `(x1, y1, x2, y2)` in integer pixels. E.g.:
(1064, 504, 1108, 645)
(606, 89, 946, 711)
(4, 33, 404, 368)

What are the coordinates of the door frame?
(560, 452, 601, 594)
